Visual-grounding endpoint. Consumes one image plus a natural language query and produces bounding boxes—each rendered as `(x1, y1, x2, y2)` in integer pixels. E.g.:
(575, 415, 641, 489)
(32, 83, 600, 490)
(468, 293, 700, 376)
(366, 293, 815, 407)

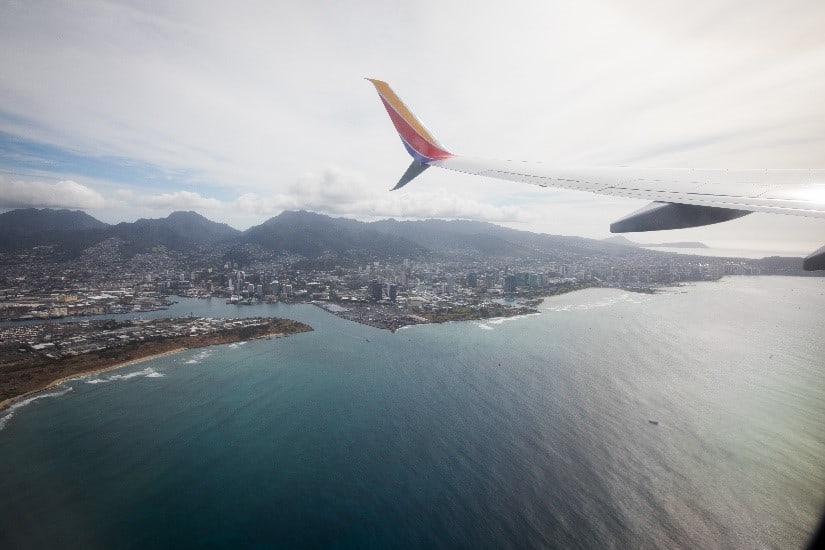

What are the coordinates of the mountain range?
(0, 208, 669, 261)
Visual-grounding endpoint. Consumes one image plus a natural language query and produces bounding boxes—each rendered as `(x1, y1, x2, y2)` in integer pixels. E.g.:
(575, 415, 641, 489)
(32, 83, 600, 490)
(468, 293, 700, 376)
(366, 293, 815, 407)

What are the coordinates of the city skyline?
(2, 1, 825, 256)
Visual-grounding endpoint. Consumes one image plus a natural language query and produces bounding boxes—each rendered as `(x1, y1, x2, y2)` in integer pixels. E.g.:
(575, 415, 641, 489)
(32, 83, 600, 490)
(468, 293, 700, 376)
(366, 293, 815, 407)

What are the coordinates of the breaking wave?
(3, 365, 165, 431)
(185, 350, 214, 364)
(108, 367, 163, 381)
(0, 387, 73, 431)
(86, 366, 165, 384)
(487, 314, 537, 325)
(475, 312, 539, 330)
(544, 293, 646, 313)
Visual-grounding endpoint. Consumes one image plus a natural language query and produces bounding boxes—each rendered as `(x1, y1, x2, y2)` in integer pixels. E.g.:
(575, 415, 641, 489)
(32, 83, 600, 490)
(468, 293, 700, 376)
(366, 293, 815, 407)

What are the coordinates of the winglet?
(393, 161, 430, 191)
(366, 78, 453, 189)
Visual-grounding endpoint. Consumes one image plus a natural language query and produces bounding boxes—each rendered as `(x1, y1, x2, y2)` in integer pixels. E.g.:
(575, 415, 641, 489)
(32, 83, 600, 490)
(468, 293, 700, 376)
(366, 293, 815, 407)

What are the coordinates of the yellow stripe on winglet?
(366, 78, 444, 149)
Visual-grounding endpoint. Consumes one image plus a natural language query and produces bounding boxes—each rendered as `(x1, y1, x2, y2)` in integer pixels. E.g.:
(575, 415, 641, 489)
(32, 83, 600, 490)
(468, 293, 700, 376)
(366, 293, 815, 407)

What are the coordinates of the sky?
(1, 0, 824, 256)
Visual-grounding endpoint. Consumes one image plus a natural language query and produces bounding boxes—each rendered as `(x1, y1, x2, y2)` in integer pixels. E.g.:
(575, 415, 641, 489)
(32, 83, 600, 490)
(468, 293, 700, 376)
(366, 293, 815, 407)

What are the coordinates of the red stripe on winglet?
(378, 97, 452, 160)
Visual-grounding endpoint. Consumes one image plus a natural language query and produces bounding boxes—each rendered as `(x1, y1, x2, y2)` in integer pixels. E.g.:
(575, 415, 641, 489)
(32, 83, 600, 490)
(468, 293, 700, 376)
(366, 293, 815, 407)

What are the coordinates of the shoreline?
(0, 348, 187, 413)
(312, 282, 698, 331)
(0, 318, 312, 414)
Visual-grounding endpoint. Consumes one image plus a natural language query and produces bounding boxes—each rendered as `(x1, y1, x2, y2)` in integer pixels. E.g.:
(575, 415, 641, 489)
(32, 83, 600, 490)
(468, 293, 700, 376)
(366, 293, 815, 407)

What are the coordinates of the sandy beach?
(0, 348, 186, 413)
(0, 316, 312, 416)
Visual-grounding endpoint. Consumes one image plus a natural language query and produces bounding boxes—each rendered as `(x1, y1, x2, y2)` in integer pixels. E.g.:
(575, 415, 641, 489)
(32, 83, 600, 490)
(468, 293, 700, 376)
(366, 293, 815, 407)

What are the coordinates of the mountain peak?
(0, 208, 109, 233)
(268, 210, 332, 223)
(167, 210, 207, 220)
(243, 210, 425, 259)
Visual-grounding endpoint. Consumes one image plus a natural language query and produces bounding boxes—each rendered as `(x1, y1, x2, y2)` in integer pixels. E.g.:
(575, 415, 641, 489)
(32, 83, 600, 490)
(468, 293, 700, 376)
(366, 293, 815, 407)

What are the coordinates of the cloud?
(116, 189, 223, 211)
(2, 1, 824, 253)
(0, 175, 105, 208)
(102, 166, 528, 224)
(230, 166, 527, 223)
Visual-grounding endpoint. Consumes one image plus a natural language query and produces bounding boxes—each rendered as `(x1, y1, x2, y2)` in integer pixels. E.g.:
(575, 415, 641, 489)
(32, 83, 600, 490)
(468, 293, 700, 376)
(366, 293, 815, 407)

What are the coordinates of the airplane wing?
(366, 78, 825, 270)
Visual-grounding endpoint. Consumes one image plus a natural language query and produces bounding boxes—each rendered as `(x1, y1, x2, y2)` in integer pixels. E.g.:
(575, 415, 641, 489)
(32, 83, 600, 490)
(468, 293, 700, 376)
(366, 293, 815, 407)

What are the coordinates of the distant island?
(645, 242, 710, 249)
(602, 236, 709, 249)
(0, 316, 312, 411)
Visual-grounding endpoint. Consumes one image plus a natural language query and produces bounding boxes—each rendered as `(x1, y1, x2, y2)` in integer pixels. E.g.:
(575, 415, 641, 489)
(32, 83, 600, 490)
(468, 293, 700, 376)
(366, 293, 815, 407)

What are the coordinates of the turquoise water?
(1, 277, 824, 548)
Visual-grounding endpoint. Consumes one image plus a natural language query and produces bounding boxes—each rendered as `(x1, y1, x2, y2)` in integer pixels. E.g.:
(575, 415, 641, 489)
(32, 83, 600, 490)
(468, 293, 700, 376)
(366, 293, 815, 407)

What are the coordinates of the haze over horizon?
(2, 1, 824, 256)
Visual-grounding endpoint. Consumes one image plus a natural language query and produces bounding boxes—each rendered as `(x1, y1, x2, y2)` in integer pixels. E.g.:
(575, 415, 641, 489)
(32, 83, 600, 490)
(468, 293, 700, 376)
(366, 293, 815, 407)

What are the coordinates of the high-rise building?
(388, 283, 397, 302)
(370, 280, 383, 301)
(503, 275, 517, 293)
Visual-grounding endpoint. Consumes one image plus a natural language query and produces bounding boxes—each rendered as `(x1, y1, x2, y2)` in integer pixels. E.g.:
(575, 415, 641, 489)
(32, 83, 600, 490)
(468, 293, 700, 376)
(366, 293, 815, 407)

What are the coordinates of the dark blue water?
(1, 277, 824, 548)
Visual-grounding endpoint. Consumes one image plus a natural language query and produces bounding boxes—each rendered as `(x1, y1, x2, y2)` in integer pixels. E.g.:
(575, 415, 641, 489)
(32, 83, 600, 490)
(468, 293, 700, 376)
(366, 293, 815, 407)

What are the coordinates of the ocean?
(1, 277, 823, 548)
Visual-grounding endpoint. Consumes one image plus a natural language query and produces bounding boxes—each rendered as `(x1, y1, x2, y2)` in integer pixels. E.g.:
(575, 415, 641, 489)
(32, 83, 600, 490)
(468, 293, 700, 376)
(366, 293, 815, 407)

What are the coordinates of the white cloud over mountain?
(0, 176, 104, 209)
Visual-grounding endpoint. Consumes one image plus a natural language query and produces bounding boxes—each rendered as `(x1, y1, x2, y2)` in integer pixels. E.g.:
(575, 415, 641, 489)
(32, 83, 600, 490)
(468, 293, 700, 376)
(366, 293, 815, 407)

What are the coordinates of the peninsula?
(0, 316, 312, 410)
(314, 300, 539, 331)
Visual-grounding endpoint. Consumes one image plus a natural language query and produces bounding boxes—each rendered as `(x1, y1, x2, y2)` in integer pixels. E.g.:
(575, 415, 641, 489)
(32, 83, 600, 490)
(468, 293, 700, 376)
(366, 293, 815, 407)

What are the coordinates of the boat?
(648, 420, 659, 425)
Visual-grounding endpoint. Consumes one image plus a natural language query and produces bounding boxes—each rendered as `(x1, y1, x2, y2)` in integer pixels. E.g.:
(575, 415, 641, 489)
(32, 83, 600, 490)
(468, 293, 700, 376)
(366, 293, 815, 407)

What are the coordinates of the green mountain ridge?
(0, 208, 731, 263)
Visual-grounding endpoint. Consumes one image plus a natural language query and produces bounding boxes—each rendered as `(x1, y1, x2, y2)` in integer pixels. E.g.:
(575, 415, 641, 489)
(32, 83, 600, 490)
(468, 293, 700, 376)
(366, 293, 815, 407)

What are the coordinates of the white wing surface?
(367, 79, 825, 270)
(435, 158, 825, 219)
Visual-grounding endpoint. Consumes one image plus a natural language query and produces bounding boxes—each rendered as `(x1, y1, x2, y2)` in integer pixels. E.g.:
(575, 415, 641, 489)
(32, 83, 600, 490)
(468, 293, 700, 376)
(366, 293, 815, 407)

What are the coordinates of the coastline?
(0, 348, 186, 413)
(0, 318, 313, 414)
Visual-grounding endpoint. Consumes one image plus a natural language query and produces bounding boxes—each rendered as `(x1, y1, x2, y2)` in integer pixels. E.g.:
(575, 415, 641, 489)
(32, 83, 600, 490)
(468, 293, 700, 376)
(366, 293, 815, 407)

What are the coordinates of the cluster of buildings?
(0, 289, 171, 321)
(0, 239, 186, 321)
(0, 233, 796, 325)
(0, 317, 274, 362)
